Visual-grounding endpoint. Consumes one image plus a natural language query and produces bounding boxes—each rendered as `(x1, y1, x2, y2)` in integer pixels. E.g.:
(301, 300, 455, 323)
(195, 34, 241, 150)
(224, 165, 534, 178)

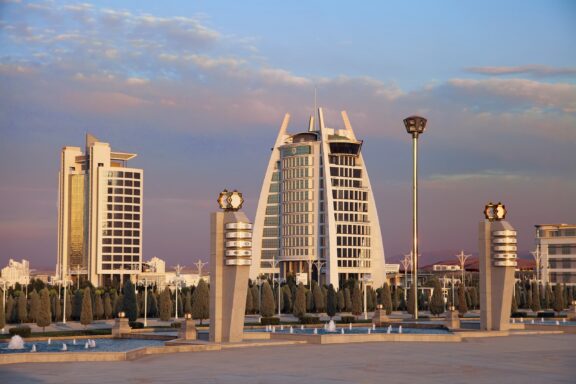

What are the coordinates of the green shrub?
(260, 316, 280, 325)
(300, 315, 320, 324)
(9, 326, 31, 338)
(537, 311, 555, 318)
(339, 315, 355, 323)
(129, 321, 144, 329)
(511, 311, 528, 318)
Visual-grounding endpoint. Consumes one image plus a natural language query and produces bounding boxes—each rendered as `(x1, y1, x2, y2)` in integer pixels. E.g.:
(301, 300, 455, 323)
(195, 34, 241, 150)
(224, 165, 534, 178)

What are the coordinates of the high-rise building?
(535, 224, 576, 286)
(57, 134, 143, 287)
(250, 108, 386, 288)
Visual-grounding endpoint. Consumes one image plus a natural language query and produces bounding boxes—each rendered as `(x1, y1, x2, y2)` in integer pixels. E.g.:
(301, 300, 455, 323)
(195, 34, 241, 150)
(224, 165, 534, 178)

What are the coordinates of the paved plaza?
(1, 333, 575, 384)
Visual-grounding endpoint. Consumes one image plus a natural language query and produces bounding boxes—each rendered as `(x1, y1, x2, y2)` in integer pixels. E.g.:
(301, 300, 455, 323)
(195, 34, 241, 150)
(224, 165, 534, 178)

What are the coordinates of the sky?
(0, 0, 575, 271)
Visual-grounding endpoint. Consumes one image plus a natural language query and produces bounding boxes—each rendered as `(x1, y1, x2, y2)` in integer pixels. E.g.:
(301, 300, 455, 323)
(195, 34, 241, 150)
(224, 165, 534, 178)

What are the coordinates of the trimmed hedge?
(261, 317, 280, 326)
(339, 315, 356, 324)
(300, 315, 320, 324)
(511, 311, 528, 318)
(9, 326, 32, 338)
(170, 322, 182, 328)
(537, 311, 555, 318)
(129, 321, 144, 329)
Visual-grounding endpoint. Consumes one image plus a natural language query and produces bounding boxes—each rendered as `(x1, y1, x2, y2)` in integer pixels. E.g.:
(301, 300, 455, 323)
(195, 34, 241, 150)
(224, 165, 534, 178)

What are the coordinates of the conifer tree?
(72, 289, 83, 320)
(511, 291, 518, 314)
(7, 295, 15, 324)
(530, 282, 541, 312)
(306, 289, 314, 312)
(28, 290, 40, 323)
(382, 283, 393, 315)
(544, 283, 553, 309)
(37, 288, 52, 332)
(458, 285, 468, 316)
(191, 279, 209, 324)
(251, 285, 259, 314)
(344, 287, 352, 312)
(429, 279, 445, 316)
(184, 290, 192, 315)
(95, 293, 104, 320)
(407, 287, 416, 315)
(260, 281, 275, 317)
(17, 292, 28, 323)
(281, 284, 292, 313)
(391, 287, 399, 310)
(313, 284, 325, 313)
(65, 291, 72, 321)
(159, 288, 172, 321)
(148, 292, 159, 318)
(123, 280, 138, 322)
(80, 287, 93, 327)
(326, 284, 337, 318)
(336, 290, 345, 312)
(292, 283, 307, 318)
(103, 293, 112, 319)
(351, 282, 362, 315)
(0, 294, 5, 329)
(553, 283, 564, 313)
(245, 286, 254, 315)
(54, 295, 62, 322)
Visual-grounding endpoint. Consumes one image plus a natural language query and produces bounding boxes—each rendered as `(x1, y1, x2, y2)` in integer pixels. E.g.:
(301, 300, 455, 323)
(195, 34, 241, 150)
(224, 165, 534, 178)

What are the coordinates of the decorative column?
(209, 190, 252, 343)
(479, 202, 517, 331)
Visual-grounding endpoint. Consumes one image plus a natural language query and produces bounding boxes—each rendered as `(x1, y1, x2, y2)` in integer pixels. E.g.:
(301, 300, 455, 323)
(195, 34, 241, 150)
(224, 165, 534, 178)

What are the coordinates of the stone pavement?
(1, 333, 574, 384)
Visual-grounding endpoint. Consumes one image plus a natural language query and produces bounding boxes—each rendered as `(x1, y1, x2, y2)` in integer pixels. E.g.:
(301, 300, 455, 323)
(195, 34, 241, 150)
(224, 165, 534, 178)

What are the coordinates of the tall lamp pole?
(401, 253, 412, 302)
(404, 116, 427, 320)
(173, 264, 184, 320)
(530, 248, 541, 286)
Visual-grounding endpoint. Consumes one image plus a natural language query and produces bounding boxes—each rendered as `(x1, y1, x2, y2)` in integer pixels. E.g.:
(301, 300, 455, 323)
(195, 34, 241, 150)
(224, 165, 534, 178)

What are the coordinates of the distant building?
(138, 256, 209, 290)
(536, 224, 576, 286)
(57, 134, 143, 287)
(250, 108, 387, 289)
(1, 259, 30, 287)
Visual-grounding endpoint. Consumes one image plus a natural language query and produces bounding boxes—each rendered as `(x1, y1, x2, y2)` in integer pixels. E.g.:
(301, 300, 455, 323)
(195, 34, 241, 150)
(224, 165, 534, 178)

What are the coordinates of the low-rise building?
(1, 259, 30, 287)
(536, 224, 576, 286)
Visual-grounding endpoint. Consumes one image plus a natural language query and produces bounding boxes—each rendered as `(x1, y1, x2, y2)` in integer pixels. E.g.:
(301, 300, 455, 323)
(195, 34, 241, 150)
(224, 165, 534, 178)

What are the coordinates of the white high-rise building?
(535, 224, 576, 286)
(250, 108, 386, 288)
(57, 134, 143, 287)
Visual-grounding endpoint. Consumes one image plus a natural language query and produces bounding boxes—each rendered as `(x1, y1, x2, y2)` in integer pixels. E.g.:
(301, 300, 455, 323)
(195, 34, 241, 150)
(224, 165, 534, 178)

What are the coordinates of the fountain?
(341, 329, 344, 334)
(399, 325, 403, 334)
(372, 324, 376, 331)
(73, 339, 77, 345)
(367, 329, 371, 334)
(313, 328, 318, 335)
(61, 343, 67, 351)
(272, 326, 276, 333)
(520, 317, 524, 323)
(31, 344, 37, 352)
(563, 318, 567, 323)
(300, 325, 304, 331)
(7, 335, 25, 349)
(387, 325, 392, 334)
(348, 323, 352, 330)
(289, 326, 293, 334)
(326, 320, 337, 333)
(85, 341, 90, 349)
(512, 318, 515, 324)
(48, 338, 51, 345)
(91, 340, 97, 348)
(541, 317, 544, 323)
(280, 325, 284, 331)
(531, 319, 535, 324)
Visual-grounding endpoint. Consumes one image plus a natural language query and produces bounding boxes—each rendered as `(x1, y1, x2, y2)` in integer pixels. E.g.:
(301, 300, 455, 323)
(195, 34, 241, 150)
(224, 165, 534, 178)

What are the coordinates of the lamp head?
(403, 116, 427, 137)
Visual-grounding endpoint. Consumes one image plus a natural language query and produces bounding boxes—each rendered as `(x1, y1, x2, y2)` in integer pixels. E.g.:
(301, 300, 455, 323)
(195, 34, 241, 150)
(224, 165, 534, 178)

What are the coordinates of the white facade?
(57, 134, 143, 287)
(0, 259, 30, 287)
(536, 224, 576, 286)
(250, 108, 387, 288)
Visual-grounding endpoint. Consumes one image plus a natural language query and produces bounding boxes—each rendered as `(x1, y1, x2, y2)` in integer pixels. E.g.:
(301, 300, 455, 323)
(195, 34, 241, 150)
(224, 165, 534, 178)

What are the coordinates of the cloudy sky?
(1, 0, 575, 271)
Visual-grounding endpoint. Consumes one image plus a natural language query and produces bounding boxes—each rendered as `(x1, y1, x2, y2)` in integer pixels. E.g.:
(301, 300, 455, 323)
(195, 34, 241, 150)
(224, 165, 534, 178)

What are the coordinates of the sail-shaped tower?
(250, 108, 386, 288)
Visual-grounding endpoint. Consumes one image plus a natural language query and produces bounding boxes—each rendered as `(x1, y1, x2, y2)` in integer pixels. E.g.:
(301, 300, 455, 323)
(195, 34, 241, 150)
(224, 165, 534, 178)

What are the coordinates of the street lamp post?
(138, 278, 151, 327)
(173, 264, 184, 320)
(0, 280, 7, 313)
(272, 257, 282, 317)
(530, 248, 541, 286)
(456, 250, 471, 287)
(313, 260, 326, 288)
(306, 254, 314, 290)
(404, 115, 427, 320)
(401, 253, 412, 302)
(60, 276, 70, 324)
(362, 275, 372, 320)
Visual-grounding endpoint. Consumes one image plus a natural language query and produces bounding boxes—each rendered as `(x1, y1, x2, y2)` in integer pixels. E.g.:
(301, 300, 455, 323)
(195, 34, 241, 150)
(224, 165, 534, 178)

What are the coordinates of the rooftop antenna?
(309, 86, 317, 132)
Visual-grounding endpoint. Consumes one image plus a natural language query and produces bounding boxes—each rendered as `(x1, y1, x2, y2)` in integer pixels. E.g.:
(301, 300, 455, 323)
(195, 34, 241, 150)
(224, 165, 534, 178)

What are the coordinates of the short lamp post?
(362, 275, 373, 320)
(138, 278, 152, 327)
(404, 115, 427, 320)
(456, 250, 471, 288)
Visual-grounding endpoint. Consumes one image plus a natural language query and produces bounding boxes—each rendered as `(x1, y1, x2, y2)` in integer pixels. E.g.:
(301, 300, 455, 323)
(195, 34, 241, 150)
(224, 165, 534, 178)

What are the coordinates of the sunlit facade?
(250, 108, 386, 288)
(57, 134, 143, 287)
(536, 224, 576, 286)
